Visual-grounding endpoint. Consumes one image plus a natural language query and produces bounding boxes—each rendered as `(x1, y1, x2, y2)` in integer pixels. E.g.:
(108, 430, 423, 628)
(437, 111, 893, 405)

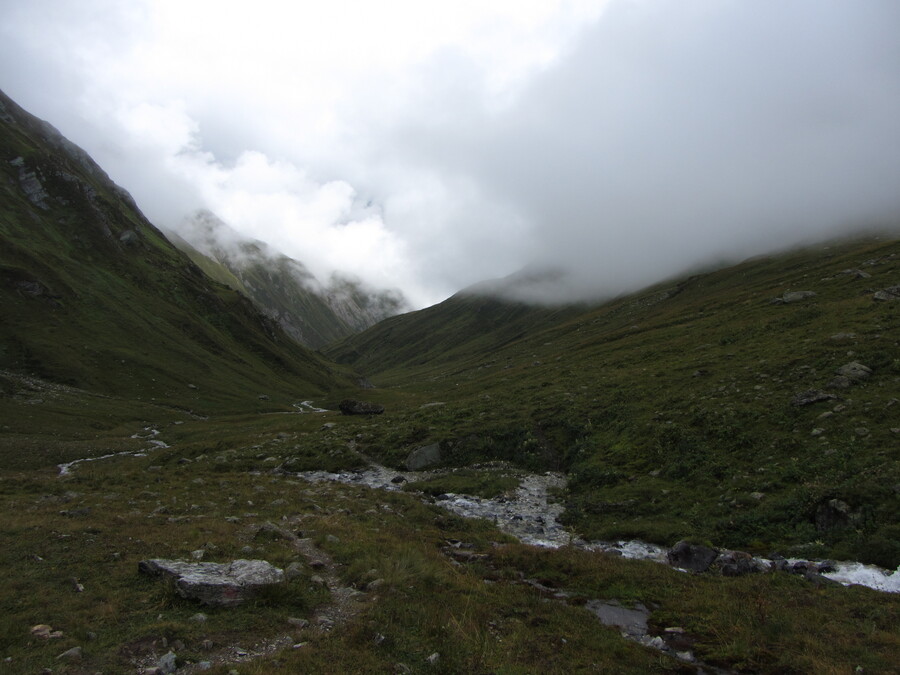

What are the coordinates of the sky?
(2, 0, 899, 307)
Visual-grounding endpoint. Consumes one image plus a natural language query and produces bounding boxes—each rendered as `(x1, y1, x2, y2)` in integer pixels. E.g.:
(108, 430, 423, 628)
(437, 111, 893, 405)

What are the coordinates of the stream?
(292, 464, 900, 594)
(54, 411, 900, 594)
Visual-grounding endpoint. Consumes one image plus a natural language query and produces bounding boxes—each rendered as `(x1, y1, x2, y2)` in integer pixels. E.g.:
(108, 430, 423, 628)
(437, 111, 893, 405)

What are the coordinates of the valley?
(1, 88, 899, 673)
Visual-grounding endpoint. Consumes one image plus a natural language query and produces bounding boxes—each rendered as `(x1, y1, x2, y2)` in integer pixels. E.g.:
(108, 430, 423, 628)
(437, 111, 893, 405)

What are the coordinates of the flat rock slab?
(584, 600, 649, 637)
(139, 559, 285, 607)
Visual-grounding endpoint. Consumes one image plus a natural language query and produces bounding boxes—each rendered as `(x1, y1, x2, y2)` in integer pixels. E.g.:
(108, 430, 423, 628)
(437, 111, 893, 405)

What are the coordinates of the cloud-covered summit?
(2, 1, 898, 306)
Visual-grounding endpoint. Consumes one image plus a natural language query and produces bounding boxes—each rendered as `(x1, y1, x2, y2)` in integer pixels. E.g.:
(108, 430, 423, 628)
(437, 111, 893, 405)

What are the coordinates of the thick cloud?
(1, 1, 898, 306)
(397, 0, 900, 301)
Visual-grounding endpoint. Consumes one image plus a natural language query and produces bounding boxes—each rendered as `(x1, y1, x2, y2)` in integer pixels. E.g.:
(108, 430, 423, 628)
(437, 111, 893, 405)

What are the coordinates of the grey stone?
(285, 562, 305, 580)
(138, 559, 285, 607)
(158, 650, 177, 674)
(405, 443, 441, 471)
(288, 617, 310, 628)
(667, 541, 718, 572)
(119, 229, 140, 247)
(56, 646, 82, 660)
(791, 390, 836, 406)
(584, 600, 649, 637)
(426, 652, 441, 665)
(782, 291, 817, 303)
(873, 285, 900, 301)
(836, 361, 872, 380)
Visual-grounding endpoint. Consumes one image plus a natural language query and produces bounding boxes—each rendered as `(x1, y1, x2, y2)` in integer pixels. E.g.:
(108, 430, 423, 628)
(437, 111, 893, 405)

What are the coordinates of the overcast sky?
(2, 1, 899, 307)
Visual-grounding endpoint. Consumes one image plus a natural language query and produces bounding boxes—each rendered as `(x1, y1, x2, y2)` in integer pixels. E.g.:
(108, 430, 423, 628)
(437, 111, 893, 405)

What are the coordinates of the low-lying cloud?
(1, 1, 898, 307)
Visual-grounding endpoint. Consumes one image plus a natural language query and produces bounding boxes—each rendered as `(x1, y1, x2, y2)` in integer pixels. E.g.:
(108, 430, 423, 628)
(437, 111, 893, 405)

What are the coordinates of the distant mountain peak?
(168, 209, 409, 348)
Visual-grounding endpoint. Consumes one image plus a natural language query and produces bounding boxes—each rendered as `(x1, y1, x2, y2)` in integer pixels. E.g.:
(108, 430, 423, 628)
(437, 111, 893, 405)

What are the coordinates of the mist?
(1, 1, 899, 307)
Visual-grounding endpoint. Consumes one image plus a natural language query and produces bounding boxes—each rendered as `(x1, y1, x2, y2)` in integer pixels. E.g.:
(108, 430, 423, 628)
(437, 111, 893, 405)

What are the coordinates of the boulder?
(781, 291, 817, 303)
(791, 390, 836, 406)
(405, 443, 442, 471)
(873, 285, 900, 301)
(716, 550, 762, 576)
(338, 399, 384, 415)
(815, 499, 853, 532)
(667, 541, 718, 572)
(835, 361, 872, 380)
(138, 559, 285, 607)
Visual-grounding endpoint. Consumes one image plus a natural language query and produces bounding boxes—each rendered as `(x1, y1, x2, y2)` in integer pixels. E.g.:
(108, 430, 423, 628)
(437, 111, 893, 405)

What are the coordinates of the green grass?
(327, 234, 900, 567)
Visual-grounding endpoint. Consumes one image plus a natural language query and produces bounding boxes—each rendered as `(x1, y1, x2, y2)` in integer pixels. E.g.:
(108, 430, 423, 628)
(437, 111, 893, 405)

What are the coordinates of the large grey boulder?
(667, 541, 718, 572)
(138, 559, 285, 607)
(405, 443, 441, 471)
(873, 285, 900, 301)
(835, 361, 872, 380)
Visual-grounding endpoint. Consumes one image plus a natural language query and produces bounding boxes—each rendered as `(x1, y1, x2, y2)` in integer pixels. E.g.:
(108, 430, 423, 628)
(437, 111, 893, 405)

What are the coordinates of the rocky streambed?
(292, 463, 900, 594)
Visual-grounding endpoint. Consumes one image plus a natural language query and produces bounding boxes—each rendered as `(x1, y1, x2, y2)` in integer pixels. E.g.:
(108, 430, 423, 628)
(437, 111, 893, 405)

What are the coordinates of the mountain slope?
(167, 210, 407, 349)
(326, 235, 900, 566)
(0, 89, 346, 412)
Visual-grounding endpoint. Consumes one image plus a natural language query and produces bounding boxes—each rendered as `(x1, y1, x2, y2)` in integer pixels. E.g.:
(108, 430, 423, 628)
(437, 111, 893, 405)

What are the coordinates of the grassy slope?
(0, 89, 347, 419)
(0, 411, 896, 674)
(326, 235, 900, 567)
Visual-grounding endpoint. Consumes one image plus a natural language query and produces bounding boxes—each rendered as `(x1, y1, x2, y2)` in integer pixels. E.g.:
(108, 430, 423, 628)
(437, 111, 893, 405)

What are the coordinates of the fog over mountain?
(2, 1, 898, 306)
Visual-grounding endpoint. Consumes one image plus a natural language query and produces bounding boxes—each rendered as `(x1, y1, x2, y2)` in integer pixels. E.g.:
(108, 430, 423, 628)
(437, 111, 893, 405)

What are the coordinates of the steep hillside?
(0, 89, 345, 414)
(327, 235, 900, 567)
(168, 210, 407, 349)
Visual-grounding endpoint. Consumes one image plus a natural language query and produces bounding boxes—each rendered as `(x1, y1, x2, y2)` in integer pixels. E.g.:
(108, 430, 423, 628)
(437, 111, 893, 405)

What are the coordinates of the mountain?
(166, 210, 408, 349)
(327, 234, 900, 568)
(1, 90, 898, 675)
(0, 88, 347, 412)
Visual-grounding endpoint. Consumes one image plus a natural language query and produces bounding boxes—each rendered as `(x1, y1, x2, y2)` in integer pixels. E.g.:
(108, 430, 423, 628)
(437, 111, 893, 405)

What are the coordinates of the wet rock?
(717, 550, 763, 576)
(338, 399, 384, 415)
(138, 559, 285, 607)
(791, 390, 837, 406)
(667, 541, 718, 572)
(405, 443, 441, 471)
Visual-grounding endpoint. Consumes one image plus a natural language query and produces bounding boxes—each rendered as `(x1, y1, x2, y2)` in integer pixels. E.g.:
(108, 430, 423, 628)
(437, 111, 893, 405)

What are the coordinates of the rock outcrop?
(138, 559, 285, 607)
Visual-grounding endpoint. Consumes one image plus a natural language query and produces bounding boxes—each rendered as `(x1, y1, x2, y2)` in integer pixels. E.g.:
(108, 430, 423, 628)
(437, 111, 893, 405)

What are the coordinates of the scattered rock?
(157, 650, 177, 674)
(321, 422, 336, 430)
(405, 443, 442, 471)
(338, 399, 384, 415)
(288, 617, 310, 628)
(119, 229, 140, 247)
(830, 332, 857, 341)
(827, 376, 853, 389)
(585, 600, 649, 637)
(138, 559, 285, 607)
(667, 541, 718, 572)
(791, 390, 837, 406)
(190, 613, 208, 623)
(781, 291, 817, 303)
(873, 285, 900, 301)
(56, 646, 81, 661)
(717, 550, 763, 577)
(838, 268, 871, 279)
(285, 562, 305, 580)
(836, 361, 872, 381)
